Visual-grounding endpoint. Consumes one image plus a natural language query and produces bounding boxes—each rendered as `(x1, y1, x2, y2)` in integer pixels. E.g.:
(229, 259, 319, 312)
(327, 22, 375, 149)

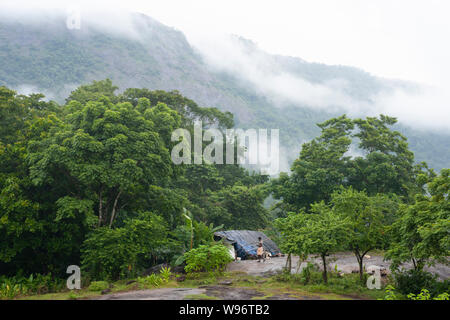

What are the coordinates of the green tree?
(275, 204, 350, 283)
(81, 212, 170, 280)
(385, 169, 450, 271)
(272, 115, 420, 212)
(208, 185, 270, 229)
(348, 115, 417, 198)
(330, 187, 395, 281)
(28, 98, 179, 227)
(66, 79, 119, 104)
(272, 115, 354, 212)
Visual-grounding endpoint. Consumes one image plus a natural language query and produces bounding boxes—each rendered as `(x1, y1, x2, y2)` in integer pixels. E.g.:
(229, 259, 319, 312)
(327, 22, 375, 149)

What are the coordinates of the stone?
(101, 288, 111, 295)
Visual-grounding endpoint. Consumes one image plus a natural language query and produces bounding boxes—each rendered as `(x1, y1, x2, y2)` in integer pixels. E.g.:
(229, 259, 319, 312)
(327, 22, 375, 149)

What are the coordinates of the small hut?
(214, 230, 281, 260)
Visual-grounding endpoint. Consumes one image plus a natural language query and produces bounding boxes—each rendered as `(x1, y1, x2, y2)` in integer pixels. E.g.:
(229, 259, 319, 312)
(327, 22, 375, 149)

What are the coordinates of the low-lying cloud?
(2, 3, 448, 134)
(189, 34, 450, 134)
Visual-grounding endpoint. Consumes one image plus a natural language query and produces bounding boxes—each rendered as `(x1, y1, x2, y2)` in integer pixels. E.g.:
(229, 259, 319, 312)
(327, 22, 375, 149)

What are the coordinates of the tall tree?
(272, 114, 420, 212)
(275, 203, 350, 283)
(385, 169, 450, 271)
(330, 187, 395, 281)
(28, 97, 179, 227)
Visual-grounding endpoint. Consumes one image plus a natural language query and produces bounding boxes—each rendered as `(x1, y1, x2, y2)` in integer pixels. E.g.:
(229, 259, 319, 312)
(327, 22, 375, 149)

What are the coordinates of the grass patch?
(16, 268, 388, 300)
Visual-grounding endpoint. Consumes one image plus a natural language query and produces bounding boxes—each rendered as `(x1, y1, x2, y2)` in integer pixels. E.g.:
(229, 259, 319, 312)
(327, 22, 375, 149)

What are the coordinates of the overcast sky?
(3, 0, 449, 86)
(142, 0, 450, 87)
(1, 0, 449, 132)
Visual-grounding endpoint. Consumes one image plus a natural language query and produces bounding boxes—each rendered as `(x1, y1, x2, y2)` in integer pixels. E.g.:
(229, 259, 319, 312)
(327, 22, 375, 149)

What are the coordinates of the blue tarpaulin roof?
(214, 230, 281, 259)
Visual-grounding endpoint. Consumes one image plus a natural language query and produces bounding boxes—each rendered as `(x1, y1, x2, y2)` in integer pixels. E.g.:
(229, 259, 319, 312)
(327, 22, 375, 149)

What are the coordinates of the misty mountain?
(0, 12, 448, 170)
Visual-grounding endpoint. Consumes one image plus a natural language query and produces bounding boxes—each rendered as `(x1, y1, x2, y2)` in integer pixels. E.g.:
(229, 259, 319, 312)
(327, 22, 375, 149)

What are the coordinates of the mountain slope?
(0, 13, 448, 170)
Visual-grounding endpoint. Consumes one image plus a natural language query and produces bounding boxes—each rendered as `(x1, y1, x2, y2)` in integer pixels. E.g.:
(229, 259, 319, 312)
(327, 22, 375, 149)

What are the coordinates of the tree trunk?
(321, 254, 328, 284)
(355, 249, 371, 283)
(98, 189, 103, 227)
(295, 258, 303, 274)
(109, 190, 122, 228)
(190, 224, 193, 250)
(358, 256, 364, 282)
(285, 253, 292, 273)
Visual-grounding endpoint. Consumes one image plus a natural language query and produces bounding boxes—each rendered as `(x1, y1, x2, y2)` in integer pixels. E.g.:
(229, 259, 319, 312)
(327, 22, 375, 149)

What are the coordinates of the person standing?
(257, 243, 265, 262)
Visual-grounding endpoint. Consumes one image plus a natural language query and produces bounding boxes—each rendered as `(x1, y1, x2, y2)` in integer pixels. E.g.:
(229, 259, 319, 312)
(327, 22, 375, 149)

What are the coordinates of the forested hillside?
(1, 80, 448, 300)
(0, 13, 448, 170)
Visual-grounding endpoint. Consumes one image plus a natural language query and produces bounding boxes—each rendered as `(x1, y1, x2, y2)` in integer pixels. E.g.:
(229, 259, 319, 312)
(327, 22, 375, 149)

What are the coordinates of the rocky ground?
(94, 252, 449, 300)
(227, 252, 450, 280)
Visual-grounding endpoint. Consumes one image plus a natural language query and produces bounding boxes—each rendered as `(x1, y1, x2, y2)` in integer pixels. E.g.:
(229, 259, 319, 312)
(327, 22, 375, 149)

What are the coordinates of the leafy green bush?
(300, 263, 320, 285)
(408, 289, 449, 300)
(381, 286, 449, 300)
(394, 269, 445, 296)
(81, 213, 170, 280)
(81, 227, 135, 280)
(88, 281, 109, 292)
(159, 267, 172, 283)
(381, 285, 401, 300)
(0, 274, 64, 298)
(184, 244, 233, 274)
(0, 282, 22, 299)
(137, 274, 162, 288)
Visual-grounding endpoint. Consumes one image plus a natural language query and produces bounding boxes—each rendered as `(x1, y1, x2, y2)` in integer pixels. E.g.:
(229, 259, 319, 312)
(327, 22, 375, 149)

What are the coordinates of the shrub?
(88, 281, 109, 292)
(381, 285, 401, 300)
(81, 227, 136, 280)
(394, 269, 441, 296)
(0, 282, 22, 299)
(81, 213, 170, 280)
(0, 274, 64, 298)
(159, 267, 172, 284)
(137, 267, 172, 288)
(184, 244, 233, 274)
(381, 287, 450, 300)
(301, 262, 319, 285)
(137, 274, 162, 288)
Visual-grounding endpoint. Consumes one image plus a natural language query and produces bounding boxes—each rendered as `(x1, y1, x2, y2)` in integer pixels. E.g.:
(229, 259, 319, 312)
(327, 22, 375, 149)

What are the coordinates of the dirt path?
(95, 252, 448, 300)
(226, 252, 450, 279)
(97, 287, 207, 300)
(95, 286, 324, 300)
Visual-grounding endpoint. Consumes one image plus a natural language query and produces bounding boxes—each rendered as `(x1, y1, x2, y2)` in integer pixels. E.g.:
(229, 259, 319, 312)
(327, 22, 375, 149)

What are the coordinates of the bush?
(408, 289, 449, 300)
(88, 281, 109, 292)
(81, 213, 170, 280)
(81, 227, 135, 280)
(381, 286, 450, 300)
(184, 244, 233, 274)
(0, 274, 64, 298)
(159, 267, 172, 283)
(394, 269, 442, 296)
(136, 267, 172, 288)
(274, 263, 323, 285)
(301, 262, 319, 285)
(137, 274, 162, 288)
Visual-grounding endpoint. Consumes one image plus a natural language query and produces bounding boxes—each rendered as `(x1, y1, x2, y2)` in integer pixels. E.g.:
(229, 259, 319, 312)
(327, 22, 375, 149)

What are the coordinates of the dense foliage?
(183, 244, 233, 274)
(273, 114, 449, 289)
(0, 81, 269, 279)
(0, 78, 448, 299)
